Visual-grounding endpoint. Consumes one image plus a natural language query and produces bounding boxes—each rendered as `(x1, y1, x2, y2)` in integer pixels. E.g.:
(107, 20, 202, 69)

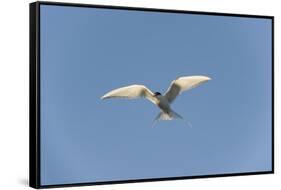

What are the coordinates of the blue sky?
(40, 5, 272, 185)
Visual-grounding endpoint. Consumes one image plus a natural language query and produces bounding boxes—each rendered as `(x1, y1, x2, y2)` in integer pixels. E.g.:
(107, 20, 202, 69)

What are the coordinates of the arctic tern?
(101, 76, 211, 126)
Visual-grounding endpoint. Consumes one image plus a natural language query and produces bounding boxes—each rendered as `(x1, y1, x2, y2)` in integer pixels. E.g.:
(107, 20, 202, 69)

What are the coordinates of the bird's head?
(153, 92, 162, 97)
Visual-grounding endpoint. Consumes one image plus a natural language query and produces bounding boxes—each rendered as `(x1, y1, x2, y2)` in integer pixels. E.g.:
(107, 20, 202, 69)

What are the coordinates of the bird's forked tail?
(152, 110, 192, 127)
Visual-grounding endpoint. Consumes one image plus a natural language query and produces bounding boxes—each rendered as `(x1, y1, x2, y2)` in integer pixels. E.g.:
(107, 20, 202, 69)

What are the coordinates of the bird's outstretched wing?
(101, 85, 157, 105)
(164, 76, 211, 103)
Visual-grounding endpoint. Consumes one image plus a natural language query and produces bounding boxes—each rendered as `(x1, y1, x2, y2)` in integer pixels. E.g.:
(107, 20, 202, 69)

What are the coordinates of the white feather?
(164, 76, 211, 103)
(101, 84, 157, 105)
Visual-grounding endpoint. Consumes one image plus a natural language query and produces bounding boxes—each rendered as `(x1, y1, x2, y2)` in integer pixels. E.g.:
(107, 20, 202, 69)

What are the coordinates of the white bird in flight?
(101, 75, 211, 126)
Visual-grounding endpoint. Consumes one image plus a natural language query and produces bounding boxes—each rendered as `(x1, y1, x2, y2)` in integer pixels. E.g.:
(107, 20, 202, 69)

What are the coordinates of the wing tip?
(176, 75, 212, 81)
(206, 76, 212, 81)
(100, 95, 108, 100)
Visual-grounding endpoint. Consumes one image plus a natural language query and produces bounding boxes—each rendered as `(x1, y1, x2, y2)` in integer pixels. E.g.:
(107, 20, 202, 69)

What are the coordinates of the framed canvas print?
(29, 1, 274, 189)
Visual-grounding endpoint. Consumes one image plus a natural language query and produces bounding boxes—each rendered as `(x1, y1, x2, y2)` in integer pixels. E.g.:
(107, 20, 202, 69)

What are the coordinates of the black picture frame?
(29, 1, 274, 189)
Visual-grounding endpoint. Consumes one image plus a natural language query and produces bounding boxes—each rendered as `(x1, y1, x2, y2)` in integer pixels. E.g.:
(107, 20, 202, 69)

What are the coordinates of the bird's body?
(101, 75, 211, 125)
(156, 95, 171, 113)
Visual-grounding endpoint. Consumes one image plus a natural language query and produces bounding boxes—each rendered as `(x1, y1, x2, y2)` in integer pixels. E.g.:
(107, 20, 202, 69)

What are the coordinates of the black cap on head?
(154, 92, 162, 96)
